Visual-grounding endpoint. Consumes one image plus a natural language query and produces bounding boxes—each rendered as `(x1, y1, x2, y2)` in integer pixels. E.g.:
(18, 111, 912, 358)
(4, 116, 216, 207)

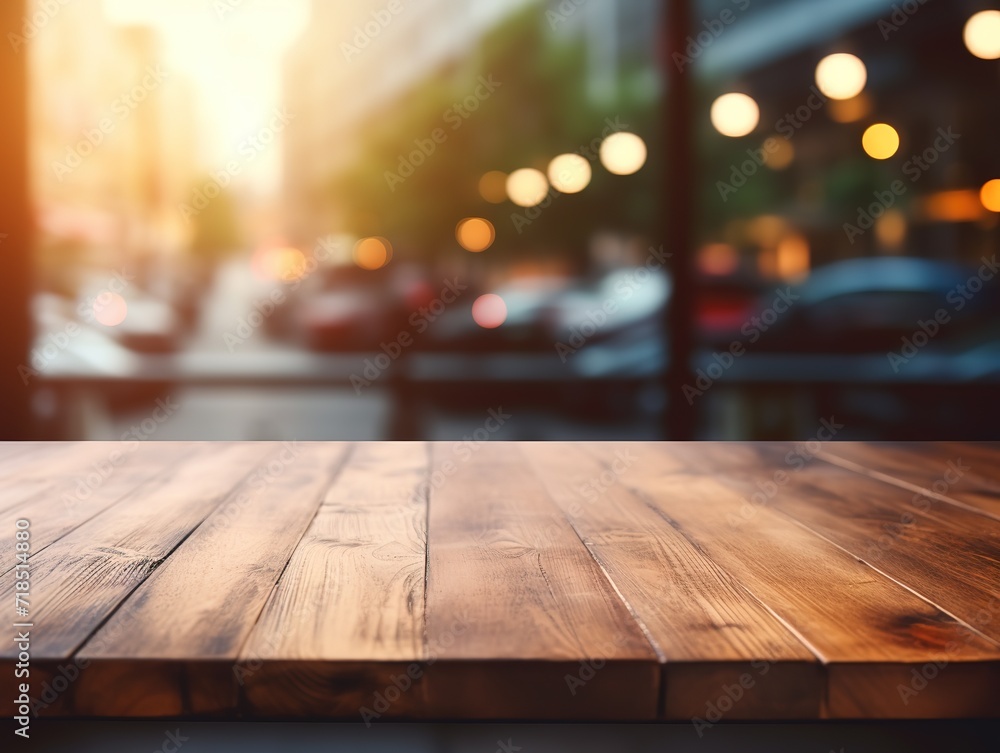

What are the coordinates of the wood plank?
(522, 442, 822, 720)
(239, 443, 430, 720)
(0, 443, 274, 661)
(0, 442, 195, 574)
(422, 442, 659, 720)
(818, 442, 1000, 521)
(0, 443, 284, 717)
(1, 439, 998, 722)
(72, 442, 350, 717)
(0, 442, 55, 467)
(654, 441, 777, 473)
(714, 457, 1000, 645)
(616, 443, 1000, 719)
(0, 442, 130, 483)
(0, 477, 53, 517)
(0, 441, 73, 463)
(943, 441, 1000, 473)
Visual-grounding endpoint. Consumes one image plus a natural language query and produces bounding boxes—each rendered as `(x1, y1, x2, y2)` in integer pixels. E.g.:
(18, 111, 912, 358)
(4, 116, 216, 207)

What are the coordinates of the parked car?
(270, 264, 432, 352)
(708, 257, 1000, 353)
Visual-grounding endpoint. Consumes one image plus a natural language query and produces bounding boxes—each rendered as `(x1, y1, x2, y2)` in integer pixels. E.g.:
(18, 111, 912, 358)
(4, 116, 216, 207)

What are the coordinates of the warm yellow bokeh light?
(456, 217, 496, 252)
(93, 292, 128, 327)
(505, 168, 549, 207)
(254, 246, 307, 282)
(478, 171, 508, 204)
(875, 209, 907, 250)
(964, 10, 1000, 60)
(472, 294, 507, 329)
(981, 179, 1000, 212)
(919, 189, 985, 222)
(746, 215, 788, 248)
(282, 247, 309, 281)
(862, 123, 900, 160)
(599, 132, 648, 175)
(828, 93, 871, 124)
(815, 53, 867, 100)
(710, 93, 759, 138)
(764, 137, 795, 170)
(547, 153, 592, 193)
(353, 237, 392, 270)
(776, 234, 810, 281)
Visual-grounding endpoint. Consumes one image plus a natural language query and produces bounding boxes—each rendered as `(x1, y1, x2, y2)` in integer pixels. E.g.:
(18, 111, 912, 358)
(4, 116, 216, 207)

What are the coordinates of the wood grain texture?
(616, 443, 1000, 719)
(74, 442, 350, 716)
(2, 441, 999, 721)
(239, 442, 430, 719)
(0, 442, 126, 483)
(523, 442, 822, 720)
(0, 442, 194, 575)
(0, 444, 273, 659)
(715, 459, 1000, 646)
(423, 442, 659, 720)
(818, 442, 1000, 521)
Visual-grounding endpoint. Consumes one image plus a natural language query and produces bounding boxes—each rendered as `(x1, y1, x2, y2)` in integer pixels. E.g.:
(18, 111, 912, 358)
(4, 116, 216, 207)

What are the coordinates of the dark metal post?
(664, 0, 697, 439)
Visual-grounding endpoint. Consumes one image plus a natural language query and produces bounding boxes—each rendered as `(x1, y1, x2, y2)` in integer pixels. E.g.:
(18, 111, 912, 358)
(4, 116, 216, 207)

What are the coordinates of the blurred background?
(1, 0, 999, 441)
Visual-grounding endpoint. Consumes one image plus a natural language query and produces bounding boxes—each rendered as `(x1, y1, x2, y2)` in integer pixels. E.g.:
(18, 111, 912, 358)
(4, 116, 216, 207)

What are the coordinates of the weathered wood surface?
(1, 441, 998, 720)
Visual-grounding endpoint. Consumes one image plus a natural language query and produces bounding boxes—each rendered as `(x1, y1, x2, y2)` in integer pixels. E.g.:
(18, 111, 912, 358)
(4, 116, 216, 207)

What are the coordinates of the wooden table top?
(2, 441, 999, 722)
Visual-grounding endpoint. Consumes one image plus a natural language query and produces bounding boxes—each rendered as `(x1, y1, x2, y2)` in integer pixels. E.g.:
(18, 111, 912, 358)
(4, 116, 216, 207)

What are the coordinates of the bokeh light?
(776, 234, 810, 281)
(757, 248, 778, 278)
(478, 171, 508, 203)
(964, 11, 1000, 60)
(456, 217, 496, 252)
(93, 292, 128, 327)
(828, 93, 871, 124)
(472, 293, 507, 329)
(862, 123, 900, 160)
(746, 215, 788, 248)
(875, 210, 908, 250)
(815, 53, 867, 100)
(598, 132, 648, 175)
(710, 93, 760, 138)
(547, 153, 592, 193)
(505, 168, 549, 207)
(698, 243, 740, 276)
(251, 245, 311, 282)
(278, 247, 308, 281)
(980, 179, 1000, 212)
(353, 237, 392, 270)
(763, 137, 795, 170)
(919, 189, 985, 222)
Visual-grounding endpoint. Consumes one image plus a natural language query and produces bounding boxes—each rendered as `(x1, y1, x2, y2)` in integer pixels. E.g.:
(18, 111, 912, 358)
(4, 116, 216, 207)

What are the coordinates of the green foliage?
(328, 5, 660, 263)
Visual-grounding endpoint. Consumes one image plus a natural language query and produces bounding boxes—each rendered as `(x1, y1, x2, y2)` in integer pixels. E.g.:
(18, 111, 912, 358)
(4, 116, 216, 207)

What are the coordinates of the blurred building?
(29, 0, 198, 290)
(283, 0, 542, 244)
(545, 0, 661, 107)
